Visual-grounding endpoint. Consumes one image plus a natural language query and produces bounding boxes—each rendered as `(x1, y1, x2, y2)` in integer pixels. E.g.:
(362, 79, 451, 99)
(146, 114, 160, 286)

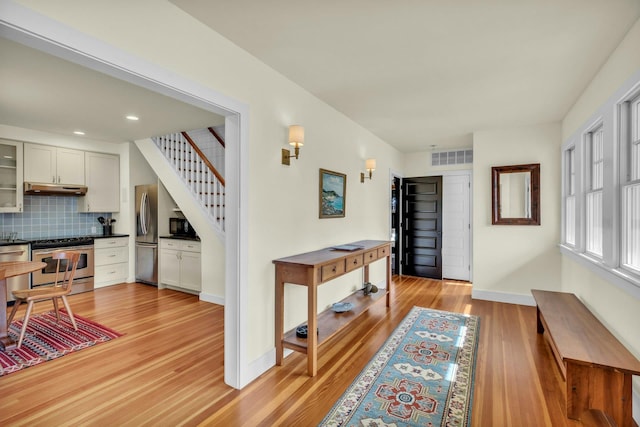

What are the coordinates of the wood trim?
(208, 127, 225, 148)
(181, 131, 226, 187)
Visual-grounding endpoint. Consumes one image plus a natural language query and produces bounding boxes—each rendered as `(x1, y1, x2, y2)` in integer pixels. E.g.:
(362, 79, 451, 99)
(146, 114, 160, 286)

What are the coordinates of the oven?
(30, 238, 95, 294)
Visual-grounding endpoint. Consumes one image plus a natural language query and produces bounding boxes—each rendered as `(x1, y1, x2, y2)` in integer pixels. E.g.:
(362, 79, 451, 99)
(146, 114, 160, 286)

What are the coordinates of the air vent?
(431, 149, 473, 166)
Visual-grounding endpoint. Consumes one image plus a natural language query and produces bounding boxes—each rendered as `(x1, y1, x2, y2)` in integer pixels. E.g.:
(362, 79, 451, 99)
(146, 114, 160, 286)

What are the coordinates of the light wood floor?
(1, 277, 582, 426)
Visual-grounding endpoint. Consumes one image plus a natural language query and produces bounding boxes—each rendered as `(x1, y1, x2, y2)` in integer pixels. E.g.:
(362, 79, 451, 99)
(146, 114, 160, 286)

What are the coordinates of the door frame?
(389, 169, 403, 275)
(0, 3, 250, 388)
(394, 169, 473, 282)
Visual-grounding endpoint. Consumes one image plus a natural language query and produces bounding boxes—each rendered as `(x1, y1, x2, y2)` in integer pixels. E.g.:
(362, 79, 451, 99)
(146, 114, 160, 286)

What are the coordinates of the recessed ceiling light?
(126, 115, 139, 121)
(73, 130, 85, 135)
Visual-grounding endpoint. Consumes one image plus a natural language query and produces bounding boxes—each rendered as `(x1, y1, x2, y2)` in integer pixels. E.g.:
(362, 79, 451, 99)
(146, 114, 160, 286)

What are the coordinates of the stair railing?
(153, 132, 225, 232)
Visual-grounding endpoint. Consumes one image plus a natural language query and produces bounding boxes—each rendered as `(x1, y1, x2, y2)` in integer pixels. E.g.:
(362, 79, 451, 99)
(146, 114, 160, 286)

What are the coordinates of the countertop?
(159, 235, 200, 241)
(0, 234, 130, 247)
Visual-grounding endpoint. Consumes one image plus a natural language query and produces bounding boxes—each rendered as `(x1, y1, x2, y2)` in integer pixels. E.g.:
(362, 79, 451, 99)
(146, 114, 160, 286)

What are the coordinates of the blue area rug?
(320, 306, 480, 427)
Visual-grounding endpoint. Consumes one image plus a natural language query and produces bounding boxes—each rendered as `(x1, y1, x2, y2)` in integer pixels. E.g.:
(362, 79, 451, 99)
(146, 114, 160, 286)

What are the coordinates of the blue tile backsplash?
(0, 195, 112, 240)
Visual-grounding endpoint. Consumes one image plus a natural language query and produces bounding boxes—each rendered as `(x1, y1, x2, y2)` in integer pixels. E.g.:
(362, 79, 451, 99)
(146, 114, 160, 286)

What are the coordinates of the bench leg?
(536, 305, 544, 334)
(566, 362, 632, 426)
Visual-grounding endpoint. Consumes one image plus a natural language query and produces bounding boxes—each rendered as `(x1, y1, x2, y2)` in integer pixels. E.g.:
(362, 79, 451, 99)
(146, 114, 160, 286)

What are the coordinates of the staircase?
(152, 130, 225, 234)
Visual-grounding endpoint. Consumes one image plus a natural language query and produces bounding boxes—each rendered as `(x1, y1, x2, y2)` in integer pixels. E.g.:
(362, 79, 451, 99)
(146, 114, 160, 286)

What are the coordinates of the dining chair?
(7, 251, 80, 348)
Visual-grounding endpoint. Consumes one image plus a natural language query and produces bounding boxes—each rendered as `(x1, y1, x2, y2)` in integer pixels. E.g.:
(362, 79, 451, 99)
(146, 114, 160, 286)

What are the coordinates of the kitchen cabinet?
(24, 143, 85, 185)
(0, 139, 23, 213)
(79, 152, 120, 212)
(159, 238, 201, 292)
(94, 237, 128, 287)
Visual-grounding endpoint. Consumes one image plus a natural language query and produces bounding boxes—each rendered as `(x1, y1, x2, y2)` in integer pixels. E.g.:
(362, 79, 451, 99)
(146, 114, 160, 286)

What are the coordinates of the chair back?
(52, 251, 80, 293)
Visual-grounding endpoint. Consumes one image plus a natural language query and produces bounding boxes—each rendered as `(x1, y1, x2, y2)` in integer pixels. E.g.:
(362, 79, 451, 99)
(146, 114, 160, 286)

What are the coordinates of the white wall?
(472, 123, 562, 304)
(10, 1, 403, 364)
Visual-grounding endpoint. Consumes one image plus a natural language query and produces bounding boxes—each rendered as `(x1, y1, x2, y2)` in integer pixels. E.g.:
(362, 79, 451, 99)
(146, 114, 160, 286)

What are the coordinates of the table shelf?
(283, 288, 387, 353)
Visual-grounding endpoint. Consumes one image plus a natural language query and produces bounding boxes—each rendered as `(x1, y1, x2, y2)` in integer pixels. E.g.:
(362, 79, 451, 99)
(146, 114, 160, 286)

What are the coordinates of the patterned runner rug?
(320, 306, 480, 427)
(0, 310, 122, 376)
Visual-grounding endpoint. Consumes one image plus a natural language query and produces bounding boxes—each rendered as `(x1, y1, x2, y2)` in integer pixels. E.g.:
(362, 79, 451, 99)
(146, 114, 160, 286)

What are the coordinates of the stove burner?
(30, 236, 95, 249)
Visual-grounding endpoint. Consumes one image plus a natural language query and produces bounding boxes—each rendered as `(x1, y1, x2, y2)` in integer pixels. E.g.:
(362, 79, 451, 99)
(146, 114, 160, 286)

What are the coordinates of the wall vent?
(431, 149, 473, 166)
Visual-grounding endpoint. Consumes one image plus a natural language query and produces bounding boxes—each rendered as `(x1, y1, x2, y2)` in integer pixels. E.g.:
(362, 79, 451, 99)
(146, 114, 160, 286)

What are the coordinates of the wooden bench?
(532, 290, 640, 427)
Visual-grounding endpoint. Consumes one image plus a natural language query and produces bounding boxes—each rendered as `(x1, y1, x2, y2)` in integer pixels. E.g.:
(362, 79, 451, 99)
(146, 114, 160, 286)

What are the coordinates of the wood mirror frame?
(491, 163, 540, 225)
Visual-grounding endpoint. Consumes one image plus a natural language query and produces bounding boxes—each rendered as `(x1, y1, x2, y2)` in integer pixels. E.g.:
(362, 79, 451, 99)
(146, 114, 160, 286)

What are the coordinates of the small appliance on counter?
(169, 217, 197, 238)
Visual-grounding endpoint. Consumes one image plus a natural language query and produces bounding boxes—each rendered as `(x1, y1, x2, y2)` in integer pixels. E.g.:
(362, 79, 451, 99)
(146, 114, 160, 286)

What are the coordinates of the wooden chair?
(7, 251, 80, 348)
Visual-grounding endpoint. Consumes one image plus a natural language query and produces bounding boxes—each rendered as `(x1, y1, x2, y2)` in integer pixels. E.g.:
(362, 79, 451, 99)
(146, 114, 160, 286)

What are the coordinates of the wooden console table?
(273, 240, 391, 376)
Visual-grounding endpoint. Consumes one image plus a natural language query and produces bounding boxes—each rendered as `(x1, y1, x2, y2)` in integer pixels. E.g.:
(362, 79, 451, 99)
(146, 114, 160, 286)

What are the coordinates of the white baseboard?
(471, 289, 536, 306)
(199, 292, 225, 306)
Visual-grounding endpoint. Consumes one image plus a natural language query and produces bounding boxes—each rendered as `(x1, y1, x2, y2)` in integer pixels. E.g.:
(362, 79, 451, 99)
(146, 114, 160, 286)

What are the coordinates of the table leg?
(0, 278, 16, 351)
(307, 270, 318, 376)
(386, 252, 391, 307)
(275, 268, 284, 366)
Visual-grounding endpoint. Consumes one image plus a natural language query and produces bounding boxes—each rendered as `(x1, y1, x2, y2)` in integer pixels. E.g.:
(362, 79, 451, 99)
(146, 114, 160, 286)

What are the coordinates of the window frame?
(560, 73, 640, 299)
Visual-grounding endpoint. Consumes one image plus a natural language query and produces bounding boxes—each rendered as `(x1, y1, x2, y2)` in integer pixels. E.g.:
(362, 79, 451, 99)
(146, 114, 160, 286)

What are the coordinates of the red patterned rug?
(0, 310, 122, 376)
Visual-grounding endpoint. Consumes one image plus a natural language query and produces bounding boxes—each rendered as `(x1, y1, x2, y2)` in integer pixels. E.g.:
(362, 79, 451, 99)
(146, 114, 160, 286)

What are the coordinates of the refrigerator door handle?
(140, 192, 148, 235)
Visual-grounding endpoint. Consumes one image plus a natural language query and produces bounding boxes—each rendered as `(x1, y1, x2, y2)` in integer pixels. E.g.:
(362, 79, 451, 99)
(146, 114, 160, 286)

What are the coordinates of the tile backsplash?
(0, 195, 112, 240)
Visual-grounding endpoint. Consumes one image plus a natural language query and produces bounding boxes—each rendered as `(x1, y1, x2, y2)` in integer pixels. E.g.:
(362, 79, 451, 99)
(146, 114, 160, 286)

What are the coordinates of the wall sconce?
(360, 158, 376, 183)
(282, 125, 304, 165)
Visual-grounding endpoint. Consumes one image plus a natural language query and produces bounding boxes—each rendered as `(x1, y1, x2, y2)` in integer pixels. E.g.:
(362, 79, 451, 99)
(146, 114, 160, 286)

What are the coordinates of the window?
(585, 125, 604, 257)
(564, 147, 576, 246)
(561, 76, 640, 293)
(621, 94, 640, 273)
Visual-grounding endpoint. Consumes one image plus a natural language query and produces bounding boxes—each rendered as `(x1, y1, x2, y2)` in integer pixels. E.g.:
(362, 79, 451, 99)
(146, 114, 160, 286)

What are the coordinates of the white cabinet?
(24, 143, 84, 185)
(160, 239, 201, 292)
(94, 237, 129, 287)
(79, 152, 120, 212)
(0, 139, 23, 213)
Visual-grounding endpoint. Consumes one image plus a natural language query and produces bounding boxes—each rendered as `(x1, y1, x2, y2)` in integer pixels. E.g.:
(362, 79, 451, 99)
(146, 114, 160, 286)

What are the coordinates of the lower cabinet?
(159, 239, 201, 292)
(94, 237, 129, 287)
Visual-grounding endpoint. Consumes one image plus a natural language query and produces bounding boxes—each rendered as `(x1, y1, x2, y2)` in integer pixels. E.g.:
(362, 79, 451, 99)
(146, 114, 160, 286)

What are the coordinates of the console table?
(273, 240, 391, 376)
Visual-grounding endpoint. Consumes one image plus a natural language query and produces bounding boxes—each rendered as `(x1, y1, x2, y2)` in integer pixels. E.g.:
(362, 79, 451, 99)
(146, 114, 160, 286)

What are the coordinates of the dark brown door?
(401, 176, 442, 279)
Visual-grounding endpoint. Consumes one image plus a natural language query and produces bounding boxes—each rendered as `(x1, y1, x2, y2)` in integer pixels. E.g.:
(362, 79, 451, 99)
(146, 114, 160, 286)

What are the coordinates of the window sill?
(559, 244, 640, 299)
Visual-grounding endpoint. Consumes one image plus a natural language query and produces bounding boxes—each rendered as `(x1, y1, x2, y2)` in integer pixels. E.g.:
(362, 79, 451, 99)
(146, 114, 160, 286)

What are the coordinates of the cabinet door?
(160, 249, 180, 287)
(56, 148, 85, 185)
(81, 152, 120, 212)
(24, 143, 56, 183)
(180, 250, 201, 291)
(0, 139, 23, 213)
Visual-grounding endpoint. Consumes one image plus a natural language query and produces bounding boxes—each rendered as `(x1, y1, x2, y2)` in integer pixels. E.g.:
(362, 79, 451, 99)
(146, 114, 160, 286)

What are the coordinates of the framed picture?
(319, 168, 346, 218)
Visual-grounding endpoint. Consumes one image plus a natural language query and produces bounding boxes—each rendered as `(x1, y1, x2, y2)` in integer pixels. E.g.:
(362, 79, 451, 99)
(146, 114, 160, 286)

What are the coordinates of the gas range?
(30, 236, 95, 250)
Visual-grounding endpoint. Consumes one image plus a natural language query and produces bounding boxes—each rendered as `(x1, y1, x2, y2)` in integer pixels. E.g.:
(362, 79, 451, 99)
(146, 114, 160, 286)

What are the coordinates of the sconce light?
(282, 125, 304, 165)
(360, 158, 376, 183)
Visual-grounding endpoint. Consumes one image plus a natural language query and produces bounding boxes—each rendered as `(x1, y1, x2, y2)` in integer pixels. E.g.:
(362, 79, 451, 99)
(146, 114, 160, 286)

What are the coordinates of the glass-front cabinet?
(0, 139, 23, 213)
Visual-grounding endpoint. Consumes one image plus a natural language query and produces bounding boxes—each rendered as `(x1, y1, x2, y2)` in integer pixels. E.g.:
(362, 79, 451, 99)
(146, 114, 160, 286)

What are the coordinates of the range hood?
(24, 182, 88, 196)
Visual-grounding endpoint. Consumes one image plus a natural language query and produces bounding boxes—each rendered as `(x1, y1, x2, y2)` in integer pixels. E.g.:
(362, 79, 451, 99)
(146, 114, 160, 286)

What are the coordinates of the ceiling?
(1, 2, 639, 151)
(0, 37, 224, 144)
(172, 0, 640, 152)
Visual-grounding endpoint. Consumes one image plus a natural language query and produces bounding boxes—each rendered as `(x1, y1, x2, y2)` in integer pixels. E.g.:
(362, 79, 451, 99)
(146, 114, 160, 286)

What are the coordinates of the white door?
(442, 174, 471, 281)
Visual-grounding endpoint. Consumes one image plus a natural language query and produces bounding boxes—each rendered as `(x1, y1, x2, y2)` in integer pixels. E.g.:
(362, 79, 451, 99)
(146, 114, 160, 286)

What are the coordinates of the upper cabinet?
(79, 152, 120, 212)
(0, 139, 23, 213)
(24, 143, 85, 185)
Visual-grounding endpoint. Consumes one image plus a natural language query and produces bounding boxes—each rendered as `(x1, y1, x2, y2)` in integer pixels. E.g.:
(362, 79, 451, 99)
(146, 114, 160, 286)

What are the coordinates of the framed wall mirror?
(491, 163, 540, 225)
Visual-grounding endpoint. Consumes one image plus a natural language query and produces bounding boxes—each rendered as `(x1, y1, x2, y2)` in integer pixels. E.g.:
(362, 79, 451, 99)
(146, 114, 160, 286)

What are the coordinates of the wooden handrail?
(181, 131, 225, 187)
(208, 127, 225, 148)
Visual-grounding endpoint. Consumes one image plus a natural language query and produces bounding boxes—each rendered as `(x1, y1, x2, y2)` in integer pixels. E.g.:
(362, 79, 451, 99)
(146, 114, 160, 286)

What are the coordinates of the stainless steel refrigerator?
(135, 184, 158, 285)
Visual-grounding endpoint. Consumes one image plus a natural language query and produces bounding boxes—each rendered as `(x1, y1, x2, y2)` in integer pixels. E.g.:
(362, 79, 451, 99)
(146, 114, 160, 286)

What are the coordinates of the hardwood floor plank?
(1, 278, 591, 426)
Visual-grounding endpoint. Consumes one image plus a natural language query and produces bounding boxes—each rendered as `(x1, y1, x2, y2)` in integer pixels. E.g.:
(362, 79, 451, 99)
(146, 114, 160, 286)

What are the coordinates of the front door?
(401, 176, 443, 279)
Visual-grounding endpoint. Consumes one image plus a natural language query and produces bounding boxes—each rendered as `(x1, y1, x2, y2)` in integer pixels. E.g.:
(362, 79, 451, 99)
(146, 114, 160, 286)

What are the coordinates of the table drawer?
(377, 246, 389, 258)
(345, 254, 364, 272)
(363, 250, 378, 264)
(321, 261, 345, 282)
